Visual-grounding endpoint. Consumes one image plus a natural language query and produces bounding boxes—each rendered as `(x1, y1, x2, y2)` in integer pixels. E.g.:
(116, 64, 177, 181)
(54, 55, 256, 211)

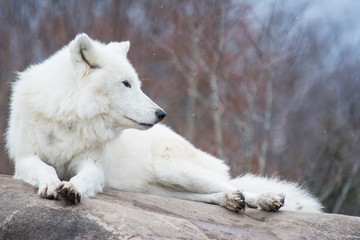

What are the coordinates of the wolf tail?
(230, 174, 323, 213)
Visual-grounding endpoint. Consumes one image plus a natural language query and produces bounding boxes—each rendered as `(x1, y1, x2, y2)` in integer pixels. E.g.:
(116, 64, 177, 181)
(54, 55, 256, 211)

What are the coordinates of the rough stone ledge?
(0, 174, 359, 240)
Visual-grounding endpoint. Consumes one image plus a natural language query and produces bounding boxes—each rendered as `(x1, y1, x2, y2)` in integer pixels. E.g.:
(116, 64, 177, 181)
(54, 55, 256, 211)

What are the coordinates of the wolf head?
(69, 33, 166, 130)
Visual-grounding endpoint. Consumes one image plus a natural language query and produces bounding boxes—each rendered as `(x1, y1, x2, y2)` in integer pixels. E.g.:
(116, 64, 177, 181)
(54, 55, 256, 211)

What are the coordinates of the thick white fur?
(6, 33, 322, 212)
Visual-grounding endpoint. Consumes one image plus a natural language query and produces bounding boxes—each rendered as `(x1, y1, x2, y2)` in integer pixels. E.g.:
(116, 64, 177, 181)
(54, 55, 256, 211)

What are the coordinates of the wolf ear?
(70, 33, 98, 68)
(108, 41, 130, 57)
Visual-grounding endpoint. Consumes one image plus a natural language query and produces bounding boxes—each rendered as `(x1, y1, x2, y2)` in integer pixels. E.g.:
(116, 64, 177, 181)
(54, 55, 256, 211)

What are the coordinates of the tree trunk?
(259, 78, 273, 174)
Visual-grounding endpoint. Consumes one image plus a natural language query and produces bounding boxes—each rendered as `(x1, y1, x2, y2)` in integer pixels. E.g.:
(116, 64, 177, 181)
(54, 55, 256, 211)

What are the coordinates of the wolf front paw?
(223, 191, 246, 212)
(57, 181, 81, 204)
(257, 193, 285, 212)
(38, 179, 62, 199)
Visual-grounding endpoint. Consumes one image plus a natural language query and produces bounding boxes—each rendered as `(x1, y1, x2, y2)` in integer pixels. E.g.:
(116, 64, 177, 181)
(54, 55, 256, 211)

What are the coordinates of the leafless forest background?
(0, 0, 359, 216)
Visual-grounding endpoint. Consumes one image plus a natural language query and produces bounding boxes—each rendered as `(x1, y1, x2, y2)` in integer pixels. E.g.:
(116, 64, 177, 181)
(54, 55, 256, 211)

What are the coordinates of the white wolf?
(6, 33, 322, 213)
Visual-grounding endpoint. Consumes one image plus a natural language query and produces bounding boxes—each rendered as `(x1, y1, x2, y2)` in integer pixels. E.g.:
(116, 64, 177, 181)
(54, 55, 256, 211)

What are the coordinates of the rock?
(0, 174, 359, 240)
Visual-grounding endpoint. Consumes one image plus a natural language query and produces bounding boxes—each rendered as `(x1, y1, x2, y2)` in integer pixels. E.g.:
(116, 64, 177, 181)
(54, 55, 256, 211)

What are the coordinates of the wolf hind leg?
(153, 160, 235, 194)
(243, 191, 285, 211)
(150, 162, 246, 211)
(148, 186, 246, 212)
(230, 174, 323, 213)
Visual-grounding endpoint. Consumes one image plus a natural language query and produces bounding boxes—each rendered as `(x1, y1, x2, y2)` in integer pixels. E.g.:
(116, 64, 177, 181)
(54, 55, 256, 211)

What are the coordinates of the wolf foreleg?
(57, 159, 105, 204)
(14, 155, 62, 199)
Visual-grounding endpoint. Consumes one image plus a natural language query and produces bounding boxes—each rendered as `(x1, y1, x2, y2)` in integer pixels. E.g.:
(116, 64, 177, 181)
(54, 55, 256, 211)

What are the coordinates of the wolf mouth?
(125, 116, 154, 128)
(139, 123, 154, 128)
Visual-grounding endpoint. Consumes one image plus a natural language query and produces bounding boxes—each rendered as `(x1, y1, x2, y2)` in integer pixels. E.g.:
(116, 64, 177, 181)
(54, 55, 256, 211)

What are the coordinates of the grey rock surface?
(0, 174, 359, 240)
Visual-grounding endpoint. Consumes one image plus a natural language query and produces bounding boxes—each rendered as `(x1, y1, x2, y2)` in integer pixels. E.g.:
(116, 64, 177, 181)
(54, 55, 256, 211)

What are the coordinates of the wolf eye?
(122, 81, 131, 88)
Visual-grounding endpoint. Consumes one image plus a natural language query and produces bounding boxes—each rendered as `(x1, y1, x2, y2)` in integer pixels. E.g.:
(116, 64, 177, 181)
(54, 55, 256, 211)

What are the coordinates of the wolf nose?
(155, 109, 167, 121)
